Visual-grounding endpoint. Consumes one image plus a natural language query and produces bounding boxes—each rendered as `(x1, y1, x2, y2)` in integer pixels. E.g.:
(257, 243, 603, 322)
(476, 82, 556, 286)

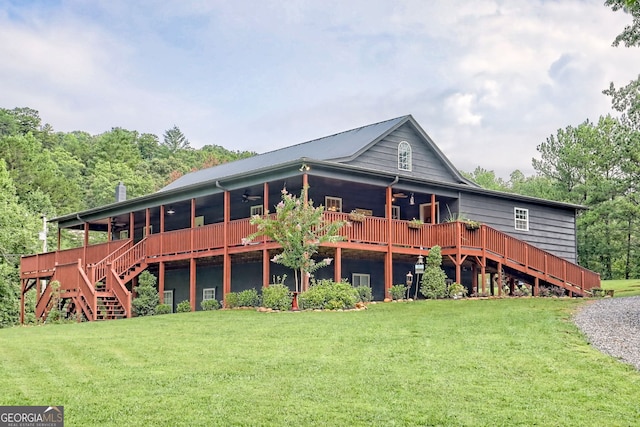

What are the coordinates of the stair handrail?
(76, 259, 96, 320)
(110, 238, 147, 277)
(88, 240, 133, 284)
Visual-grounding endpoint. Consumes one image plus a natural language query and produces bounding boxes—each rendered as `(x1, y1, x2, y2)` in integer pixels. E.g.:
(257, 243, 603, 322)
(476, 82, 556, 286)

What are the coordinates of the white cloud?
(0, 0, 639, 178)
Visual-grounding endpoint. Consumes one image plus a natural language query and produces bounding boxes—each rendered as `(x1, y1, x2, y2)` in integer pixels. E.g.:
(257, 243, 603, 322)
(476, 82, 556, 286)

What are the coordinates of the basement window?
(163, 290, 174, 312)
(398, 141, 412, 171)
(352, 273, 370, 287)
(514, 207, 529, 231)
(202, 288, 216, 301)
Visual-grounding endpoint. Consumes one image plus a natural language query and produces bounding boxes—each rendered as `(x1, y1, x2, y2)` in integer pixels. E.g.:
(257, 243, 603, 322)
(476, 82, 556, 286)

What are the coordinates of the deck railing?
(21, 215, 600, 294)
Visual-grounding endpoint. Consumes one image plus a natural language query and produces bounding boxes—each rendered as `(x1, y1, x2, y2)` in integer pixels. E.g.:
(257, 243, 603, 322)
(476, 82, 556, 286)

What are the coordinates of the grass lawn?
(1, 299, 639, 426)
(600, 279, 640, 297)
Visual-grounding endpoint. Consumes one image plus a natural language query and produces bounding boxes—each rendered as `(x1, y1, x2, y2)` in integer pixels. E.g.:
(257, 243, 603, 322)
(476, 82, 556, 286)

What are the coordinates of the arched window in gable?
(398, 141, 412, 171)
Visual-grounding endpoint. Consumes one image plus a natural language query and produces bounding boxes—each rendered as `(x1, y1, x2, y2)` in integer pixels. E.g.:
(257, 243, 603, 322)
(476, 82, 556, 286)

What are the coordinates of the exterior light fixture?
(166, 207, 176, 215)
(406, 271, 414, 287)
(415, 254, 425, 274)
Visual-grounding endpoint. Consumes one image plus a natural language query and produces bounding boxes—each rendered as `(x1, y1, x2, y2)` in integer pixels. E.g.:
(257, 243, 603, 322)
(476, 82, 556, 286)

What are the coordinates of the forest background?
(1, 0, 639, 327)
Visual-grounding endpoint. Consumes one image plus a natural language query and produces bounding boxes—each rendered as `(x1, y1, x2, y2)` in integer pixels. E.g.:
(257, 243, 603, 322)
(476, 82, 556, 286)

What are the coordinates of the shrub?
(261, 284, 293, 311)
(551, 286, 566, 297)
(420, 246, 447, 299)
(201, 299, 221, 311)
(513, 285, 531, 297)
(355, 285, 372, 302)
(237, 288, 260, 307)
(155, 304, 172, 314)
(225, 292, 240, 309)
(591, 287, 605, 297)
(448, 282, 467, 299)
(176, 300, 191, 313)
(389, 284, 407, 300)
(298, 279, 358, 310)
(132, 271, 159, 316)
(538, 286, 553, 297)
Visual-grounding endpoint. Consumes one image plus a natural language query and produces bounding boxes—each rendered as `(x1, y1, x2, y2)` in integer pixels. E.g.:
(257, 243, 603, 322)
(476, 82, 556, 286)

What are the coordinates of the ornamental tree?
(244, 186, 345, 292)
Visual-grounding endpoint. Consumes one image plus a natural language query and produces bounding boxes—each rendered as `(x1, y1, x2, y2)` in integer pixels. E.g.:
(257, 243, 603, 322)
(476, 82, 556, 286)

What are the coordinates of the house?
(19, 115, 600, 322)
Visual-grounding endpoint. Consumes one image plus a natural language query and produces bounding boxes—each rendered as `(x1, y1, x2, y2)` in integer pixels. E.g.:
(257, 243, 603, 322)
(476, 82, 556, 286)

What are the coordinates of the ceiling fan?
(242, 191, 262, 203)
(392, 191, 408, 198)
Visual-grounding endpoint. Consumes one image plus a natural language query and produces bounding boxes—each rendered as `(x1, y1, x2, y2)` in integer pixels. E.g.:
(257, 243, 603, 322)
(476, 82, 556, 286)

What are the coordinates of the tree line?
(0, 1, 638, 327)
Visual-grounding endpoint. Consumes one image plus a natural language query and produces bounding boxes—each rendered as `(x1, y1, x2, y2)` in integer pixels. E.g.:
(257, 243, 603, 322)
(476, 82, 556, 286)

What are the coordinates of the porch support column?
(490, 272, 495, 296)
(263, 249, 270, 288)
(223, 191, 231, 302)
(509, 277, 516, 296)
(430, 194, 436, 224)
(190, 258, 196, 311)
(129, 211, 134, 240)
(302, 173, 309, 291)
(334, 247, 342, 283)
(385, 185, 393, 299)
(534, 276, 539, 297)
(108, 217, 112, 242)
(262, 182, 270, 288)
(159, 261, 165, 303)
(145, 208, 150, 237)
(83, 222, 89, 268)
(455, 221, 462, 286)
(497, 262, 503, 296)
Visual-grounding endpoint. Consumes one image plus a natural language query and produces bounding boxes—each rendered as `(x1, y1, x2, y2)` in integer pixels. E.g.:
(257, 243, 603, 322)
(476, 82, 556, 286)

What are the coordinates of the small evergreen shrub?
(155, 304, 172, 315)
(298, 279, 358, 310)
(132, 271, 159, 316)
(389, 284, 407, 300)
(237, 288, 260, 307)
(225, 292, 240, 308)
(201, 299, 221, 311)
(590, 287, 605, 297)
(420, 246, 448, 299)
(176, 300, 191, 313)
(261, 284, 292, 311)
(355, 285, 372, 302)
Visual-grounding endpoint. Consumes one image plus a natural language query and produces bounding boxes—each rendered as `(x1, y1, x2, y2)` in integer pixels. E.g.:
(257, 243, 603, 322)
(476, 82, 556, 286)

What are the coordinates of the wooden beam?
(158, 261, 165, 303)
(190, 258, 196, 311)
(334, 247, 342, 283)
(385, 185, 393, 298)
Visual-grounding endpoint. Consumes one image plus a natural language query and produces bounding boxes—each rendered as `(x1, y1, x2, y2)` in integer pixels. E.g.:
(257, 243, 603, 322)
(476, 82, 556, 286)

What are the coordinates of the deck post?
(334, 247, 342, 283)
(497, 262, 503, 296)
(19, 279, 25, 324)
(223, 190, 231, 303)
(534, 277, 539, 296)
(190, 258, 196, 311)
(159, 261, 165, 303)
(385, 185, 393, 299)
(471, 264, 478, 295)
(262, 182, 270, 288)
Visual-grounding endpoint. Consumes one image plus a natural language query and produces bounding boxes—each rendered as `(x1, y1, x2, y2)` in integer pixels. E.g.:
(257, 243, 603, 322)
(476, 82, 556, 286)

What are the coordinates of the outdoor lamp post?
(406, 271, 413, 300)
(414, 254, 425, 299)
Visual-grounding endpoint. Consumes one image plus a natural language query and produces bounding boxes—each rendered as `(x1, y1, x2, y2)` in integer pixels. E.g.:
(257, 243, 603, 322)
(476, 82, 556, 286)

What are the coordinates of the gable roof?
(160, 115, 474, 192)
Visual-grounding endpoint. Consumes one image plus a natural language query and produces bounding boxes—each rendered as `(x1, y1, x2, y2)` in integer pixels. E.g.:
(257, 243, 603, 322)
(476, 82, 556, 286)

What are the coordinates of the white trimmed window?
(202, 288, 216, 301)
(352, 273, 370, 287)
(514, 208, 529, 231)
(325, 196, 343, 212)
(250, 205, 264, 216)
(398, 141, 412, 171)
(163, 290, 174, 312)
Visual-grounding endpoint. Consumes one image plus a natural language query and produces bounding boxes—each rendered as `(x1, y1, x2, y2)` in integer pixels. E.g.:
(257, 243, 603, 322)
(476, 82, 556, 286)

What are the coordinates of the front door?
(420, 202, 439, 224)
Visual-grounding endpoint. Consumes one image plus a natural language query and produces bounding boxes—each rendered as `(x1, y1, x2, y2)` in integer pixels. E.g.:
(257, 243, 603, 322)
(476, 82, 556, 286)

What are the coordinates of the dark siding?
(345, 123, 462, 184)
(458, 192, 577, 262)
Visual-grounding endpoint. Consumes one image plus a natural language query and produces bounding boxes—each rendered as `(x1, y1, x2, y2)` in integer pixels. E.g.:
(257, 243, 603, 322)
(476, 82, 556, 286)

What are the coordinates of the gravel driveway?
(574, 296, 640, 370)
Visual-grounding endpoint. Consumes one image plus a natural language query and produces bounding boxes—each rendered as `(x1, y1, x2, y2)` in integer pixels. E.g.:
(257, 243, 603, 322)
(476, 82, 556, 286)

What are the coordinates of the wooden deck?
(20, 213, 600, 322)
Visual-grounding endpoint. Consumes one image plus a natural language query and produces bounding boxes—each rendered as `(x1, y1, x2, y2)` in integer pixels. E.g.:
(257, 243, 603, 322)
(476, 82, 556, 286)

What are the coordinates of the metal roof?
(160, 115, 409, 192)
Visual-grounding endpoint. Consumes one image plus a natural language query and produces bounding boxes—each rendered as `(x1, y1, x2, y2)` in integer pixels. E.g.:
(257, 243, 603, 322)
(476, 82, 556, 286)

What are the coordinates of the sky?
(1, 0, 639, 178)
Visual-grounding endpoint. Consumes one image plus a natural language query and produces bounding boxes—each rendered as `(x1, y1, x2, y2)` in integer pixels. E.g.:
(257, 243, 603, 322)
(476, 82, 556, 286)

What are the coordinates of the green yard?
(1, 298, 638, 426)
(600, 279, 640, 297)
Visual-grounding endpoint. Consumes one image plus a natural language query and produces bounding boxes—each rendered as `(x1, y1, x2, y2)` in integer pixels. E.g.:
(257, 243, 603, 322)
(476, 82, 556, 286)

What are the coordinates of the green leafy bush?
(237, 288, 260, 307)
(155, 304, 172, 315)
(591, 287, 605, 297)
(448, 282, 468, 299)
(261, 284, 292, 311)
(132, 271, 159, 316)
(355, 285, 372, 302)
(225, 292, 240, 309)
(420, 246, 447, 299)
(176, 300, 191, 313)
(389, 284, 407, 300)
(201, 299, 221, 311)
(298, 279, 358, 310)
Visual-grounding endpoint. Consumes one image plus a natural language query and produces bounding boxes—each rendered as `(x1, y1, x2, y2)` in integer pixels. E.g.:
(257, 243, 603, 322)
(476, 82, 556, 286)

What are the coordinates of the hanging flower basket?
(408, 219, 424, 229)
(349, 211, 366, 222)
(464, 221, 481, 230)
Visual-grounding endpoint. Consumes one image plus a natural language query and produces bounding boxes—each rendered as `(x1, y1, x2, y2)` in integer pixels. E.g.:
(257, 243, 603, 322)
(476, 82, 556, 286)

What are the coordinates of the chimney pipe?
(115, 181, 126, 202)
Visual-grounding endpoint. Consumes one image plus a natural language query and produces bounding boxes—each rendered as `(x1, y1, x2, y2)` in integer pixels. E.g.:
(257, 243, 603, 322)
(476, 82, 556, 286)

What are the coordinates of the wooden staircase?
(33, 238, 148, 322)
